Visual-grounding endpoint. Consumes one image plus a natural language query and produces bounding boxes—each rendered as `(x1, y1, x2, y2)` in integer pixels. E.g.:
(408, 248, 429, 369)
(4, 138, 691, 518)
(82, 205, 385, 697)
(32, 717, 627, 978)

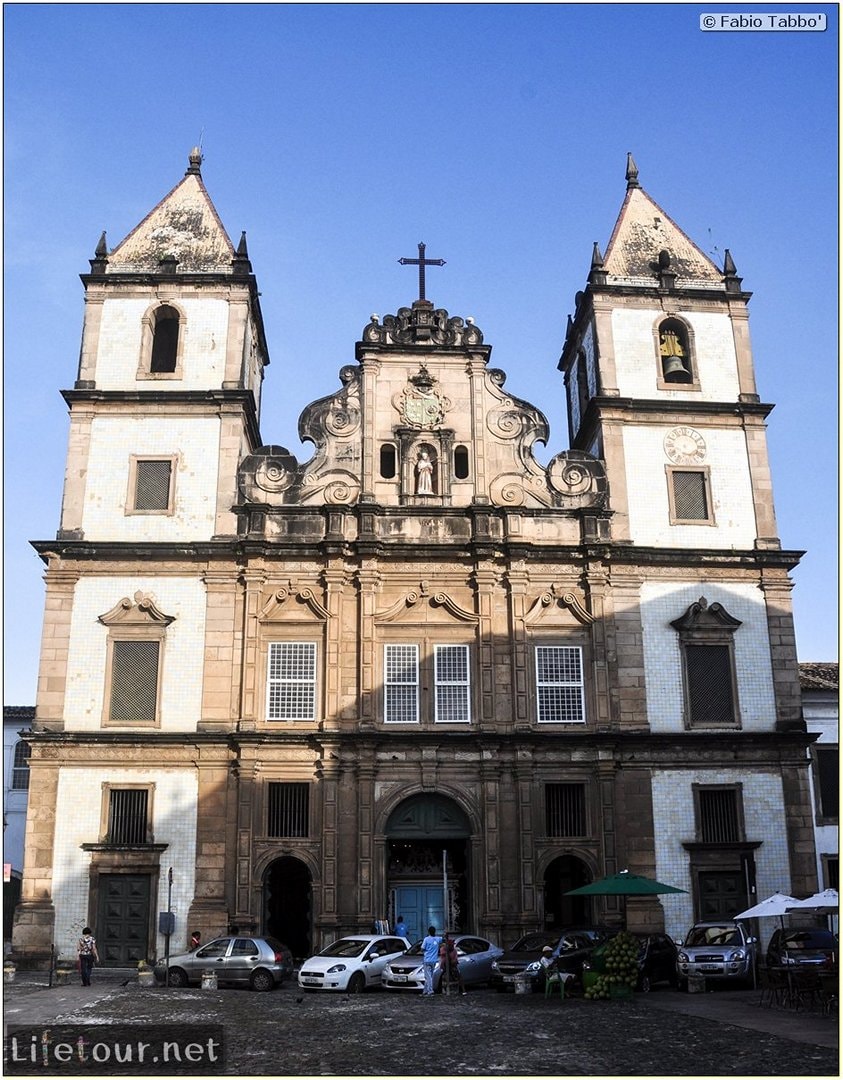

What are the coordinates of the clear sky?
(4, 2, 838, 704)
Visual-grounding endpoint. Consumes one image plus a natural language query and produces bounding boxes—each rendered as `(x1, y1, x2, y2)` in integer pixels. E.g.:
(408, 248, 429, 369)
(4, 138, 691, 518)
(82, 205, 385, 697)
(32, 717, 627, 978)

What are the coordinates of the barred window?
(267, 643, 317, 722)
(535, 646, 585, 724)
(384, 645, 419, 724)
(107, 788, 149, 844)
(434, 645, 470, 724)
(267, 782, 309, 838)
(133, 459, 173, 512)
(546, 783, 587, 837)
(11, 740, 30, 790)
(109, 640, 160, 722)
(669, 469, 713, 524)
(686, 645, 735, 726)
(698, 787, 741, 843)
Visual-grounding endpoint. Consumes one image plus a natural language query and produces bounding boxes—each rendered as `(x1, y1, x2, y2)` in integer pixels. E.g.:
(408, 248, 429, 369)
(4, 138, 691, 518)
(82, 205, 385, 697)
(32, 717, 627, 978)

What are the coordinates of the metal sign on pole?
(442, 849, 451, 995)
(165, 866, 173, 988)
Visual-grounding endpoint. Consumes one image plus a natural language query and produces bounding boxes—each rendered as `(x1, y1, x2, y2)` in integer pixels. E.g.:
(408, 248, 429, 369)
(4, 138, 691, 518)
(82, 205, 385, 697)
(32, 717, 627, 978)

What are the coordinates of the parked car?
(490, 927, 614, 991)
(676, 921, 756, 988)
(297, 934, 410, 993)
(766, 928, 837, 968)
(382, 934, 503, 992)
(153, 935, 294, 991)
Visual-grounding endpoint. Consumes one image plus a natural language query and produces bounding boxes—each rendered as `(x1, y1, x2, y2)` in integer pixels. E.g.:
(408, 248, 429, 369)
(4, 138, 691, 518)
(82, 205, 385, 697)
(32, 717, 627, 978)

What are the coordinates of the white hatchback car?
(298, 934, 410, 993)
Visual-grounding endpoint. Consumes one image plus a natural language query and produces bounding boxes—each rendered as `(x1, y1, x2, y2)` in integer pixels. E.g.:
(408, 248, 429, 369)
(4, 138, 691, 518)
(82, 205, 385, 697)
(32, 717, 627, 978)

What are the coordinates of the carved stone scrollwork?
(239, 445, 300, 505)
(363, 306, 484, 347)
(524, 586, 594, 626)
(546, 450, 609, 509)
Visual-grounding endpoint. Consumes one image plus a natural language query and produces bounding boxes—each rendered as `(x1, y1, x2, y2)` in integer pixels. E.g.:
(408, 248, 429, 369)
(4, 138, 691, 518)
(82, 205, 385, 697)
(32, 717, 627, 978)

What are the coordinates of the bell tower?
(58, 148, 269, 543)
(559, 154, 779, 552)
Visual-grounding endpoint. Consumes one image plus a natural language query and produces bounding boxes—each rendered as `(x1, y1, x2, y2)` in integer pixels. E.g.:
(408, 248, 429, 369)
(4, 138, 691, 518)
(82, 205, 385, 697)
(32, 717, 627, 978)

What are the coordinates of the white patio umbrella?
(785, 888, 838, 913)
(735, 892, 799, 922)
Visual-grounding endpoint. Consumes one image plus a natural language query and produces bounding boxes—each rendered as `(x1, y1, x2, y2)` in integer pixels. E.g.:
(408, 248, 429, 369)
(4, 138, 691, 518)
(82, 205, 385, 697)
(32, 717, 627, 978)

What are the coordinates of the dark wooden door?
(96, 874, 151, 966)
(697, 871, 746, 921)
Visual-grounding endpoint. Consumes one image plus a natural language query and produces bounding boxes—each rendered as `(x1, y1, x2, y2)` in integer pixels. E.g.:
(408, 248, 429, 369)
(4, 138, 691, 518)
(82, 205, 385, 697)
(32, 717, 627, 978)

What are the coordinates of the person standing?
(421, 926, 441, 996)
(77, 927, 99, 986)
(439, 933, 467, 995)
(190, 930, 201, 950)
(395, 915, 408, 939)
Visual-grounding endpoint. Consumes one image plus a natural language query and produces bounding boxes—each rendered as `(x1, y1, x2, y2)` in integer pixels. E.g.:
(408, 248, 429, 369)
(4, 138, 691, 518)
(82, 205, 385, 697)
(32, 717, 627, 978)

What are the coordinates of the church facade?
(14, 152, 817, 965)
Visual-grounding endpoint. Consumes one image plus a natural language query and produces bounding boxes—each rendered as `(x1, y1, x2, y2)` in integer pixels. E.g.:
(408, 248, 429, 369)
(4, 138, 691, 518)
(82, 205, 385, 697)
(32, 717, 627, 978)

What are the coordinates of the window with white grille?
(267, 782, 310, 837)
(267, 643, 317, 722)
(535, 646, 586, 724)
(107, 788, 150, 844)
(668, 468, 713, 524)
(109, 640, 160, 722)
(384, 645, 419, 724)
(434, 645, 471, 724)
(11, 740, 30, 790)
(132, 458, 174, 512)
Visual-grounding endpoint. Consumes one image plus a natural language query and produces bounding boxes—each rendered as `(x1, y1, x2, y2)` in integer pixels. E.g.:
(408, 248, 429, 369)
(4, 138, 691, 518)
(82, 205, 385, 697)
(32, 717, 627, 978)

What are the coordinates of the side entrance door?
(96, 874, 151, 965)
(393, 886, 445, 945)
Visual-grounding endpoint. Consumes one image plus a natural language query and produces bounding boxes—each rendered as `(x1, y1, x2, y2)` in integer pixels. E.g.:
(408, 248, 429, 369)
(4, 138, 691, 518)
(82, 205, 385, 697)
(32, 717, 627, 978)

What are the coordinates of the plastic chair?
(544, 971, 571, 999)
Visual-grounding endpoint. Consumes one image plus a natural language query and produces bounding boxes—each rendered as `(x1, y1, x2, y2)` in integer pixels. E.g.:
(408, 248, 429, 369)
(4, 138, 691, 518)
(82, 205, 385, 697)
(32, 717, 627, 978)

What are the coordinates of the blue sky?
(4, 3, 838, 703)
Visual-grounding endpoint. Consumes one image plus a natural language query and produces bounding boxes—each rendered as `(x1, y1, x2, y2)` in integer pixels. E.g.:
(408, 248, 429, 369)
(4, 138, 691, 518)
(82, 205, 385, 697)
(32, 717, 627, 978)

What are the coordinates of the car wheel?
(167, 968, 188, 988)
(639, 975, 651, 994)
(251, 969, 275, 992)
(347, 972, 365, 994)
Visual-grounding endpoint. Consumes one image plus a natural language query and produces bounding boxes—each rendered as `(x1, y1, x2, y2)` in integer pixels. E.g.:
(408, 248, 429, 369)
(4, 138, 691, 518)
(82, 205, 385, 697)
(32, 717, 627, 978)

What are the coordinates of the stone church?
(14, 151, 818, 965)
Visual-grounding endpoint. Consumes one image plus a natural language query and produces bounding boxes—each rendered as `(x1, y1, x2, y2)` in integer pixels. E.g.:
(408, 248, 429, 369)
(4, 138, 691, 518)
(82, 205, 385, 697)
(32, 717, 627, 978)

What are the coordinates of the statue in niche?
(416, 450, 434, 495)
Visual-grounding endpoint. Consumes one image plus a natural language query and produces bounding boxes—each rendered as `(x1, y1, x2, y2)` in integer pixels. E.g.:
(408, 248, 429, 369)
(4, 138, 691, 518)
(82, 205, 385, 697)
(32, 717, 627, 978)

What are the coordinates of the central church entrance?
(385, 794, 471, 944)
(263, 856, 312, 961)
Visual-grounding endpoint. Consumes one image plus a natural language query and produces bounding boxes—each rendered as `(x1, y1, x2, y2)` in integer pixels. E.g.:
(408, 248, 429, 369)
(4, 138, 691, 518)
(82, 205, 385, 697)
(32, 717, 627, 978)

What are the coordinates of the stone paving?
(2, 970, 838, 1076)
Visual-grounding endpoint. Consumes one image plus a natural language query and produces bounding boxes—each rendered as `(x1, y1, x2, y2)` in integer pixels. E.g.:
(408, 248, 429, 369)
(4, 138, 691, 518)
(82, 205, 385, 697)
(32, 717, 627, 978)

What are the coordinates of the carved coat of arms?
(396, 365, 450, 429)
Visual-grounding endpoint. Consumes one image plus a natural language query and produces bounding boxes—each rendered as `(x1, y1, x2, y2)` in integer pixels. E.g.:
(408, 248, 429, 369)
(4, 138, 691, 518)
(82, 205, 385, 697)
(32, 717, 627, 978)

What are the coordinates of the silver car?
(153, 935, 294, 991)
(383, 935, 504, 992)
(676, 921, 756, 988)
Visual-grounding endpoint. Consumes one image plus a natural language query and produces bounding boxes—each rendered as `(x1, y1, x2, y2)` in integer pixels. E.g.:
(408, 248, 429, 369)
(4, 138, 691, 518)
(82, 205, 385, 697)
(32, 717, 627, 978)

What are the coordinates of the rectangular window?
(668, 468, 714, 524)
(11, 741, 30, 790)
(535, 646, 585, 724)
(698, 787, 741, 843)
(384, 644, 419, 724)
(107, 788, 149, 845)
(267, 643, 317, 722)
(132, 458, 174, 512)
(823, 856, 838, 891)
(267, 783, 310, 838)
(545, 783, 587, 837)
(814, 746, 839, 819)
(109, 640, 160, 722)
(685, 644, 735, 726)
(434, 645, 471, 724)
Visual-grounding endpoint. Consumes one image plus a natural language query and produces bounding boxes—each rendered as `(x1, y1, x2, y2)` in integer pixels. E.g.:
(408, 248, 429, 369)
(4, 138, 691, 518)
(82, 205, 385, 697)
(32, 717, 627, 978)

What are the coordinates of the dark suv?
(490, 927, 614, 991)
(767, 928, 836, 969)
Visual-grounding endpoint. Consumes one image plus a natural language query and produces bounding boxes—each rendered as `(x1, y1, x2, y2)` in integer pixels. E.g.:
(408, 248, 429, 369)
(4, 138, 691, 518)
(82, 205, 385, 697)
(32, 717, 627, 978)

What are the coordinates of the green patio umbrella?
(564, 869, 686, 928)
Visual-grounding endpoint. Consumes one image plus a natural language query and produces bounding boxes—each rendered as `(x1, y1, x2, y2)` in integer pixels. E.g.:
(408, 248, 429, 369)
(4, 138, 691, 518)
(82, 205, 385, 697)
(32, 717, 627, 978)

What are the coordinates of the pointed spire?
(722, 248, 743, 294)
(232, 230, 253, 277)
(591, 242, 604, 269)
(89, 230, 109, 274)
(625, 152, 640, 189)
(588, 242, 608, 286)
(186, 146, 203, 176)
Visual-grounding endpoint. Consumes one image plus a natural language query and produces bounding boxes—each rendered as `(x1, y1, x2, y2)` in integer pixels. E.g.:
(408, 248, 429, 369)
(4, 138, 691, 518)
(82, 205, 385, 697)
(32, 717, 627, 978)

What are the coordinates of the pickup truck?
(676, 920, 756, 989)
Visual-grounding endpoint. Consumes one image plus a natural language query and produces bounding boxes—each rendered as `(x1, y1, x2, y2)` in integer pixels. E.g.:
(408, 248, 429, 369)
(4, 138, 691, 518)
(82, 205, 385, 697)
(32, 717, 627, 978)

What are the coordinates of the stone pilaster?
(34, 562, 79, 731)
(12, 758, 60, 965)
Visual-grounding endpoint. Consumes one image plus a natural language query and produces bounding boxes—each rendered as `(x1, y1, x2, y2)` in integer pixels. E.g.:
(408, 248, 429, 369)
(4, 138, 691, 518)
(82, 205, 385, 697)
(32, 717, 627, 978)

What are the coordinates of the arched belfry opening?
(385, 794, 471, 944)
(263, 856, 312, 961)
(543, 855, 593, 929)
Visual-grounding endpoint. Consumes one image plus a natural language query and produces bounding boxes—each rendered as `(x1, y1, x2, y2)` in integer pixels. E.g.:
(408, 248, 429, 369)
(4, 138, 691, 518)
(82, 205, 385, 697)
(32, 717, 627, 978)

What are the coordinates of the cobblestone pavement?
(3, 973, 838, 1076)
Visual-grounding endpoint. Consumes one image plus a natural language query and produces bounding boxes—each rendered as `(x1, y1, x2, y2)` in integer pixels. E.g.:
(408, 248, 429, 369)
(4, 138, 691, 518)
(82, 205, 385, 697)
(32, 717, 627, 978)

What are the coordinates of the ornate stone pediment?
(362, 302, 484, 347)
(258, 585, 331, 622)
(374, 582, 479, 625)
(670, 596, 742, 635)
(98, 592, 175, 627)
(523, 586, 594, 626)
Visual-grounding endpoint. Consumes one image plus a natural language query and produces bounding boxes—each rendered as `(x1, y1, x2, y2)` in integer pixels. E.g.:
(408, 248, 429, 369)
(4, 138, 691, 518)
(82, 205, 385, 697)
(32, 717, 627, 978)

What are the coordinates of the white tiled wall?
(641, 581, 776, 733)
(51, 767, 198, 960)
(652, 768, 791, 942)
(64, 577, 206, 732)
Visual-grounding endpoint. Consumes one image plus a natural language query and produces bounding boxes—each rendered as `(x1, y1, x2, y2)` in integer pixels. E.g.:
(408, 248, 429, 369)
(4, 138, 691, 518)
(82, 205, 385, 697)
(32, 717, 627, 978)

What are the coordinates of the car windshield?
(510, 933, 560, 952)
(686, 926, 741, 947)
(319, 938, 370, 958)
(782, 931, 836, 950)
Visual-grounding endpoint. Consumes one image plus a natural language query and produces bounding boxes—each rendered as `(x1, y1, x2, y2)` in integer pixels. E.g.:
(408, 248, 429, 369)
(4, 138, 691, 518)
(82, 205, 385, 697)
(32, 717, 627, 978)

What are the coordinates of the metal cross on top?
(398, 242, 446, 302)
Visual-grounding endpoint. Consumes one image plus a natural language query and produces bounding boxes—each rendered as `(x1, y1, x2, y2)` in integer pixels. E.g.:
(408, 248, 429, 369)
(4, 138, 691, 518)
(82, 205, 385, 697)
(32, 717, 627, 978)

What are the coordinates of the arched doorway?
(544, 855, 592, 929)
(385, 794, 471, 944)
(264, 856, 311, 960)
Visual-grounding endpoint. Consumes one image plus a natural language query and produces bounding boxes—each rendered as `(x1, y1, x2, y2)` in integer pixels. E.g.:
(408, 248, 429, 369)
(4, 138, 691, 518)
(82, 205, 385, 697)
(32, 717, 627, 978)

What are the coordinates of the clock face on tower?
(664, 426, 707, 464)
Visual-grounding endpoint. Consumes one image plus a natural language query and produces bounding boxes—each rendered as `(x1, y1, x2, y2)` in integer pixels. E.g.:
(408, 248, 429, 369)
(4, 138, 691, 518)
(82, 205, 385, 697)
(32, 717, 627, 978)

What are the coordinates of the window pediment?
(259, 586, 331, 622)
(98, 591, 175, 628)
(670, 596, 741, 637)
